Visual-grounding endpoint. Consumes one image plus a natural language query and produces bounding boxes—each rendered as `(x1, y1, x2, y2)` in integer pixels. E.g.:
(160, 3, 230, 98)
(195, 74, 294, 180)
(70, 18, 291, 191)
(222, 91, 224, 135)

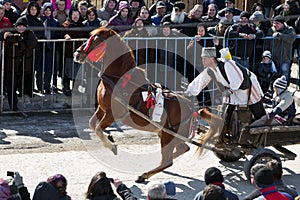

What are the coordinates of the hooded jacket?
(109, 1, 134, 34)
(97, 0, 117, 21)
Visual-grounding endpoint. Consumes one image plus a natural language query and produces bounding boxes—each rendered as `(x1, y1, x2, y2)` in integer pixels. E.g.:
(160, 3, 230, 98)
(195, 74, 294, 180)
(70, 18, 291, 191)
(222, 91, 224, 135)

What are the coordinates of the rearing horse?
(73, 27, 222, 182)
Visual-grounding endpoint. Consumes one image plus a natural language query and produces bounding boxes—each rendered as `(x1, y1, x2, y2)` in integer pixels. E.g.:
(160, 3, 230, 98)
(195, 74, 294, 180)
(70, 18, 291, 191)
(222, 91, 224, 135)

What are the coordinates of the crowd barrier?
(0, 36, 299, 114)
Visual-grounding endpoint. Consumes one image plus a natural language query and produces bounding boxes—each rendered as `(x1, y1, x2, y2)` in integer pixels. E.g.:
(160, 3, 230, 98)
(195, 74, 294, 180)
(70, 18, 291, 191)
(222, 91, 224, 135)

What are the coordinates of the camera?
(7, 171, 15, 177)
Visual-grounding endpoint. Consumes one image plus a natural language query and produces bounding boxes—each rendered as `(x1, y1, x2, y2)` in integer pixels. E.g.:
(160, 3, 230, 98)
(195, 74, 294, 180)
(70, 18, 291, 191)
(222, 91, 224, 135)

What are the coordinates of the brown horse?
(73, 27, 222, 182)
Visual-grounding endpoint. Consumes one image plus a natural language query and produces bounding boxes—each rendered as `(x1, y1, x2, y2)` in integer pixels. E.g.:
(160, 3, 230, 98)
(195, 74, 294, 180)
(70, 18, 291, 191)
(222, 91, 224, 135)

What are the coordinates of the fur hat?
(201, 47, 216, 57)
(273, 75, 288, 90)
(273, 15, 285, 24)
(204, 167, 224, 185)
(254, 167, 274, 188)
(240, 11, 251, 19)
(250, 11, 264, 22)
(262, 50, 272, 59)
(173, 1, 185, 10)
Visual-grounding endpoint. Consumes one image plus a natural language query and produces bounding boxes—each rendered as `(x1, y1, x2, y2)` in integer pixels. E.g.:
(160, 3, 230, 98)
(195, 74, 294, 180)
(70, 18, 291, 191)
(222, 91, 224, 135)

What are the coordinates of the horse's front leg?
(94, 110, 117, 155)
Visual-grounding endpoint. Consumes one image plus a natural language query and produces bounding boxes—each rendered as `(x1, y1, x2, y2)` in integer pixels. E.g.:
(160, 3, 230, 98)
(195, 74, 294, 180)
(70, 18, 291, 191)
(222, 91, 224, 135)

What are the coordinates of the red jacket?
(255, 185, 293, 200)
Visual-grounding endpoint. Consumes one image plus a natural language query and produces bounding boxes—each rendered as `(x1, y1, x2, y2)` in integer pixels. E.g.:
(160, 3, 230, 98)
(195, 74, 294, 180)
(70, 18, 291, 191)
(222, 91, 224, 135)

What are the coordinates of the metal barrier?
(0, 36, 299, 114)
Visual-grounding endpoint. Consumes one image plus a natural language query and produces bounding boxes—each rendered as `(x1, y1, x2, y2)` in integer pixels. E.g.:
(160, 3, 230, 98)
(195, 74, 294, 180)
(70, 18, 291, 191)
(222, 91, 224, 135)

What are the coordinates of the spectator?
(18, 0, 45, 94)
(47, 174, 71, 200)
(123, 17, 150, 66)
(251, 3, 266, 16)
(216, 0, 242, 22)
(255, 50, 277, 93)
(266, 160, 298, 198)
(201, 3, 219, 25)
(51, 0, 71, 16)
(130, 0, 143, 19)
(147, 181, 167, 200)
(149, 0, 173, 17)
(250, 11, 270, 36)
(78, 1, 89, 21)
(3, 0, 19, 24)
(251, 75, 296, 126)
(83, 7, 101, 28)
(97, 0, 117, 21)
(61, 8, 86, 96)
(223, 7, 235, 24)
(273, 0, 298, 18)
(0, 178, 10, 199)
(41, 2, 61, 94)
(136, 6, 157, 35)
(0, 4, 12, 63)
(203, 184, 226, 200)
(266, 15, 296, 81)
(4, 17, 38, 111)
(151, 1, 166, 26)
(160, 1, 194, 36)
(207, 18, 230, 37)
(188, 4, 203, 23)
(86, 171, 137, 200)
(8, 172, 31, 200)
(252, 167, 293, 200)
(53, 0, 68, 25)
(203, 0, 225, 16)
(261, 0, 281, 18)
(32, 181, 60, 200)
(225, 11, 263, 69)
(193, 167, 239, 200)
(109, 1, 134, 36)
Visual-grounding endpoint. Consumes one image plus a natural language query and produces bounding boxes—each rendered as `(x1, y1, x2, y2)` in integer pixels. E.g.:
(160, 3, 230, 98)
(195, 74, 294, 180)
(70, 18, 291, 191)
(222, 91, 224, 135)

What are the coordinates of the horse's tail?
(196, 108, 224, 157)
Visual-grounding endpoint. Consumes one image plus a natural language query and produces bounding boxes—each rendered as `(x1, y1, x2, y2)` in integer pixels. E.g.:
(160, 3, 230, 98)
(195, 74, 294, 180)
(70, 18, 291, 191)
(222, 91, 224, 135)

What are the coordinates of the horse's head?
(73, 28, 117, 64)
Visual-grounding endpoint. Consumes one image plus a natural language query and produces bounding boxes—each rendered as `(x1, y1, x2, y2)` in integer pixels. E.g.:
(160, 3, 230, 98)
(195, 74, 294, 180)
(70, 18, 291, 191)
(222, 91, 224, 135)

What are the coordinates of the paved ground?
(1, 110, 300, 200)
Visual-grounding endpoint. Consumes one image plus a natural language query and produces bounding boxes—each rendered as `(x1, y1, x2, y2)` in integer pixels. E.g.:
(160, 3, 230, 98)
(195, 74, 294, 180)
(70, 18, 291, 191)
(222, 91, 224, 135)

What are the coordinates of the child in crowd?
(251, 75, 296, 126)
(256, 50, 277, 93)
(51, 0, 71, 16)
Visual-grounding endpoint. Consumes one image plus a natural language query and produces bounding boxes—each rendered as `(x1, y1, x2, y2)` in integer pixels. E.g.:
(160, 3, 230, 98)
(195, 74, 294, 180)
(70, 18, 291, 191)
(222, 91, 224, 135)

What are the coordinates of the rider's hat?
(201, 47, 216, 57)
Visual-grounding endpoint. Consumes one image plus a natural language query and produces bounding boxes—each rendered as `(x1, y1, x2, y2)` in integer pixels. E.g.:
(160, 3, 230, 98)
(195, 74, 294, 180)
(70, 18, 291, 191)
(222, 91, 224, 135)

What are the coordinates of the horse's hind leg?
(94, 110, 117, 155)
(89, 107, 104, 131)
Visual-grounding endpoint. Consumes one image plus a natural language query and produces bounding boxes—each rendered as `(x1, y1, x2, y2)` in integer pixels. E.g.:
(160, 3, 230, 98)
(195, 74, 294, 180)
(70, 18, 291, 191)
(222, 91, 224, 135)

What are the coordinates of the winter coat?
(89, 184, 137, 200)
(97, 0, 117, 21)
(109, 1, 134, 34)
(226, 23, 263, 60)
(193, 184, 239, 200)
(4, 29, 38, 73)
(253, 185, 293, 200)
(266, 23, 296, 65)
(261, 0, 281, 9)
(4, 8, 19, 24)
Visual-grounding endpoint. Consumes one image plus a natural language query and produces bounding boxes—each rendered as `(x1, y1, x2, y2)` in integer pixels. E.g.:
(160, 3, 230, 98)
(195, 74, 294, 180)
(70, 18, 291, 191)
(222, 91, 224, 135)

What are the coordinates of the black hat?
(225, 0, 235, 4)
(14, 17, 28, 27)
(2, 0, 12, 4)
(204, 167, 224, 185)
(254, 167, 274, 188)
(273, 15, 285, 24)
(240, 11, 251, 19)
(156, 1, 166, 9)
(173, 1, 185, 10)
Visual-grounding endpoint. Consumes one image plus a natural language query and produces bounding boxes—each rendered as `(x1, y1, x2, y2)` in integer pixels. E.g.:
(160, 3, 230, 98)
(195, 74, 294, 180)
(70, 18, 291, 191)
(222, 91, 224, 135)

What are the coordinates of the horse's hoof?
(111, 144, 118, 155)
(135, 173, 147, 183)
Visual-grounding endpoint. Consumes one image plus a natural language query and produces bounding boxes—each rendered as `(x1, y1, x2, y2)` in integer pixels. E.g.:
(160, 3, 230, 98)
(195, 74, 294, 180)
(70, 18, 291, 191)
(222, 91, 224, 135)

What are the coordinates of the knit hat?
(14, 17, 28, 27)
(173, 1, 185, 10)
(250, 11, 264, 22)
(0, 179, 10, 199)
(254, 167, 274, 188)
(262, 50, 272, 59)
(156, 1, 166, 9)
(201, 47, 216, 57)
(204, 167, 224, 185)
(240, 11, 251, 19)
(273, 15, 285, 24)
(273, 75, 288, 90)
(225, 7, 234, 14)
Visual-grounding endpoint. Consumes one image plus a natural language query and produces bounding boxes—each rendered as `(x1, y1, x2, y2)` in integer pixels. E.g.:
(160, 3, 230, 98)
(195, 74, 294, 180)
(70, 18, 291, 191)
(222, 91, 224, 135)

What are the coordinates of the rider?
(186, 47, 265, 146)
(251, 75, 296, 126)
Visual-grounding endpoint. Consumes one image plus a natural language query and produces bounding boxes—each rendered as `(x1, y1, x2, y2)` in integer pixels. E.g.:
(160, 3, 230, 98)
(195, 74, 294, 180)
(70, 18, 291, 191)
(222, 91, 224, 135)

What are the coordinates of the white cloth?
(186, 59, 263, 105)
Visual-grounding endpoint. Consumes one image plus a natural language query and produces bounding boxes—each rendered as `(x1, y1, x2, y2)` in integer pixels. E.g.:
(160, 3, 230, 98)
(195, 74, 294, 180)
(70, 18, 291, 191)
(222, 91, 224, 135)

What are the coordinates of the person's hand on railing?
(64, 34, 71, 40)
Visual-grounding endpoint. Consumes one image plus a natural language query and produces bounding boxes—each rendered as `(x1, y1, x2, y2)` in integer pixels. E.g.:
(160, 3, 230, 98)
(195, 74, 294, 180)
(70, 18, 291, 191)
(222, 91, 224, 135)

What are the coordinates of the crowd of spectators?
(0, 163, 298, 199)
(1, 0, 300, 111)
